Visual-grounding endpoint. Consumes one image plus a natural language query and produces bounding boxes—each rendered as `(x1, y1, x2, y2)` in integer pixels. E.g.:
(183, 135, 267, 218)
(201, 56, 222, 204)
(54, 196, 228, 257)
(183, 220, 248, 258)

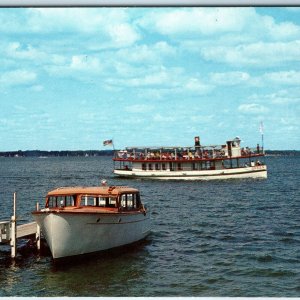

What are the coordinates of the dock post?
(10, 192, 17, 259)
(36, 202, 41, 251)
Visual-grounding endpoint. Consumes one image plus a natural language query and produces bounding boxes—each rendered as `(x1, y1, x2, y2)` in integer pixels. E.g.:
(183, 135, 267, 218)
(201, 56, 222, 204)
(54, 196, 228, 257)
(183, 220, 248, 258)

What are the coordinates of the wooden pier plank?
(16, 222, 37, 238)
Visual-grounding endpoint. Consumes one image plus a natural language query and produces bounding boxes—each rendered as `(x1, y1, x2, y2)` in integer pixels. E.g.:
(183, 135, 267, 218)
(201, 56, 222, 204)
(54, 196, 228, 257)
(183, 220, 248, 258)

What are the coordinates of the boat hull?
(33, 211, 151, 259)
(114, 165, 267, 180)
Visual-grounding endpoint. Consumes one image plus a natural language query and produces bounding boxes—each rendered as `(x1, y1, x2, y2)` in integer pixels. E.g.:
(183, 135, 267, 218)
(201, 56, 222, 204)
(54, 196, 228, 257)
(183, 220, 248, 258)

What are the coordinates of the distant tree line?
(0, 150, 115, 157)
(0, 149, 299, 158)
(265, 150, 300, 156)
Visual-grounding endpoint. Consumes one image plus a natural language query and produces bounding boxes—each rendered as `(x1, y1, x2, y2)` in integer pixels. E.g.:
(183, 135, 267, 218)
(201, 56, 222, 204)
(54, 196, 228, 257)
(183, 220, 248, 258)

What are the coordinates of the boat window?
(107, 197, 116, 207)
(120, 194, 127, 208)
(120, 193, 140, 210)
(98, 197, 107, 207)
(155, 163, 160, 170)
(47, 195, 75, 208)
(80, 195, 117, 207)
(80, 195, 94, 206)
(127, 194, 134, 209)
(47, 196, 58, 208)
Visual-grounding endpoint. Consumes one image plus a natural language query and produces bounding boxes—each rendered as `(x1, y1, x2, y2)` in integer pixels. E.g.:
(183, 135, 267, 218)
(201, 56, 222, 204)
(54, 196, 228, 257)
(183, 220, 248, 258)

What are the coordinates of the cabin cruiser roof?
(47, 186, 139, 196)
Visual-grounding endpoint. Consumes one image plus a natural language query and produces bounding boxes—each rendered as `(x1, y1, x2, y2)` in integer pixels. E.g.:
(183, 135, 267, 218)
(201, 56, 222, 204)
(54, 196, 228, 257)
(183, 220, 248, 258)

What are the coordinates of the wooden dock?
(0, 192, 40, 258)
(17, 222, 37, 239)
(0, 221, 37, 241)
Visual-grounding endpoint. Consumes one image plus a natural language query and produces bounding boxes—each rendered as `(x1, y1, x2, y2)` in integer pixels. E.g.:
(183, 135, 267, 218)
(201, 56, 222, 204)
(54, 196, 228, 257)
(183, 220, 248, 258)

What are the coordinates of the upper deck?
(113, 137, 264, 163)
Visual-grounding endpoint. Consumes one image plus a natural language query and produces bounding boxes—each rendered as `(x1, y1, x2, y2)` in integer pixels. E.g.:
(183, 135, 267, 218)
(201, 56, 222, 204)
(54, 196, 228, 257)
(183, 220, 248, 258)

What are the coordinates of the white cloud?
(262, 71, 300, 85)
(274, 22, 300, 40)
(125, 104, 154, 113)
(190, 114, 215, 123)
(5, 42, 46, 61)
(107, 23, 140, 47)
(29, 8, 140, 48)
(249, 89, 300, 105)
(184, 78, 214, 94)
(70, 55, 102, 72)
(153, 113, 176, 122)
(30, 85, 44, 92)
(112, 62, 144, 77)
(238, 103, 269, 114)
(106, 66, 183, 88)
(210, 72, 250, 86)
(135, 8, 300, 70)
(139, 7, 300, 42)
(279, 117, 298, 126)
(45, 55, 103, 79)
(26, 8, 109, 34)
(138, 8, 253, 37)
(0, 69, 37, 86)
(116, 45, 159, 64)
(115, 42, 176, 64)
(201, 40, 300, 66)
(0, 9, 140, 50)
(51, 55, 67, 65)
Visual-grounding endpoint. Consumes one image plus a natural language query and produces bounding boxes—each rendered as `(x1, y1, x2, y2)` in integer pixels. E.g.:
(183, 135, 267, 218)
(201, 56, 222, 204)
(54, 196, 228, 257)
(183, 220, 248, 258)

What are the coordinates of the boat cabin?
(44, 186, 143, 212)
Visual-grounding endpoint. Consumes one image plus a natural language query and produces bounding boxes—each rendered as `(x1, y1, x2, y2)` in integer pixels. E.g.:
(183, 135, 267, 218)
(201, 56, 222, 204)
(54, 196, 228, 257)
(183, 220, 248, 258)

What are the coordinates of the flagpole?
(112, 139, 115, 151)
(260, 122, 264, 154)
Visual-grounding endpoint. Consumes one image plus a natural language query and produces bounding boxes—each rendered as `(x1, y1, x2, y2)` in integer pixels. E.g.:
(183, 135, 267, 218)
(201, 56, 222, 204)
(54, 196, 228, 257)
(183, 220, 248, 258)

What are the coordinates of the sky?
(0, 7, 299, 151)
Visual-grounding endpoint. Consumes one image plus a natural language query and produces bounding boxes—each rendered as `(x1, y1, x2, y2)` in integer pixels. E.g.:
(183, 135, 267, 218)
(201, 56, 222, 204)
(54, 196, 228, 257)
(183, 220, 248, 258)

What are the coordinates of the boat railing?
(114, 147, 264, 161)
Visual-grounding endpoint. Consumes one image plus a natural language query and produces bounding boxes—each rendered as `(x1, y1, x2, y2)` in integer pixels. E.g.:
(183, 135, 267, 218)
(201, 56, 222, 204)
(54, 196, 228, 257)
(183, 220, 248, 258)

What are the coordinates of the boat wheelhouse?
(32, 185, 151, 260)
(113, 136, 267, 180)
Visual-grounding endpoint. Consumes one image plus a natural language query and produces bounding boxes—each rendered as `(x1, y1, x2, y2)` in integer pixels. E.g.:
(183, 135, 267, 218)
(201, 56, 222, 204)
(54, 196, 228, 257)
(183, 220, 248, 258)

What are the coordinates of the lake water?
(0, 155, 299, 297)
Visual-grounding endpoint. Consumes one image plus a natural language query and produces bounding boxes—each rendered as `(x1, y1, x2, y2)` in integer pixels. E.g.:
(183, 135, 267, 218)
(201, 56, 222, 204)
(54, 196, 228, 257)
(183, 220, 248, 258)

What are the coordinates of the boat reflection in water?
(32, 185, 151, 260)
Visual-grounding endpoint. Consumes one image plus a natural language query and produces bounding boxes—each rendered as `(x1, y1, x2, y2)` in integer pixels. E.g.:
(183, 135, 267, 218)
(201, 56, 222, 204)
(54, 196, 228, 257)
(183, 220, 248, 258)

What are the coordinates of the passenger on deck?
(183, 151, 188, 159)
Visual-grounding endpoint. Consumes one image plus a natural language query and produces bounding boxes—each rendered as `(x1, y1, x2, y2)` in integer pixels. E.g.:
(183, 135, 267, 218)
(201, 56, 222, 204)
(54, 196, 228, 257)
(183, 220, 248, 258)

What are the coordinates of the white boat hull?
(114, 165, 267, 180)
(33, 211, 151, 259)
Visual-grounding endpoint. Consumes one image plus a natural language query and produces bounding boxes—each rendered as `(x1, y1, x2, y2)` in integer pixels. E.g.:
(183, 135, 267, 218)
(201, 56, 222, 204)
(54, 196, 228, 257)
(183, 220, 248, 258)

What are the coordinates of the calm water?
(0, 155, 299, 297)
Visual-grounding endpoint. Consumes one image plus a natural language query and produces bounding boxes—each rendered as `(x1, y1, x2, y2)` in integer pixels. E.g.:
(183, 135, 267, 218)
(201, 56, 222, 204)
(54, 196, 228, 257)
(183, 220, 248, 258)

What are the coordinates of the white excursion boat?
(113, 136, 267, 180)
(32, 185, 151, 260)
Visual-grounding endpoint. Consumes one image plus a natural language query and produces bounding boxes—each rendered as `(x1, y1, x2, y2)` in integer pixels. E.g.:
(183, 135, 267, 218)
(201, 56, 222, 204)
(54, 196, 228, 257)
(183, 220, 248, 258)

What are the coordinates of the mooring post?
(36, 202, 41, 251)
(10, 192, 17, 259)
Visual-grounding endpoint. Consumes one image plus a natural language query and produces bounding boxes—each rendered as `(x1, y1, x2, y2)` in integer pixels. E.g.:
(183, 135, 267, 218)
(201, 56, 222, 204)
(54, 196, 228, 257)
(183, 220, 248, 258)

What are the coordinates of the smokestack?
(194, 136, 200, 147)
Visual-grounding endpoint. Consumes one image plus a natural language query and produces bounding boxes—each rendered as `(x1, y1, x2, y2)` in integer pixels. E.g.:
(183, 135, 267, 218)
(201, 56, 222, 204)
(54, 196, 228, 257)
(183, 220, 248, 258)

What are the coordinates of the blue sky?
(0, 7, 299, 151)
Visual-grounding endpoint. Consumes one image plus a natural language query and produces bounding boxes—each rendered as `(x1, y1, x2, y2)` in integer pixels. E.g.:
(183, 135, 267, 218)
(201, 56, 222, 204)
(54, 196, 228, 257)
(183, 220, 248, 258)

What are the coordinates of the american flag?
(103, 139, 113, 146)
